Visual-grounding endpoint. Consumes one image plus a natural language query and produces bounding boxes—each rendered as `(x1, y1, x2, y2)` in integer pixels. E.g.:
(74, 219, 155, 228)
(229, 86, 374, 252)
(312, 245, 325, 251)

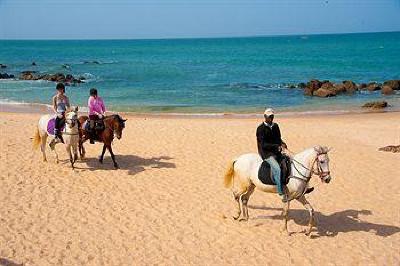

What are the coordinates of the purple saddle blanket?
(47, 118, 65, 135)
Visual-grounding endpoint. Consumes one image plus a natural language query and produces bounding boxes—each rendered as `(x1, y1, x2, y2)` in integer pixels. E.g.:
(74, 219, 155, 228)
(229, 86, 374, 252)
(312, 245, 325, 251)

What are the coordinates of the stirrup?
(281, 193, 289, 203)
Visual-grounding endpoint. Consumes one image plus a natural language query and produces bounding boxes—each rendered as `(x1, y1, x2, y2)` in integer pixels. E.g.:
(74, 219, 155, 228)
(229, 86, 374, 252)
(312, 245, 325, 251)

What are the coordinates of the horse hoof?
(238, 217, 248, 222)
(233, 215, 240, 220)
(114, 164, 119, 169)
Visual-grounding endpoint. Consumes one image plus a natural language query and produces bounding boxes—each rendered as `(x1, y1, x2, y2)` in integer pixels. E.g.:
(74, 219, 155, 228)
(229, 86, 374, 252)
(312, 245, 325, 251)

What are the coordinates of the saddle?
(84, 119, 105, 132)
(258, 154, 291, 186)
(46, 117, 65, 136)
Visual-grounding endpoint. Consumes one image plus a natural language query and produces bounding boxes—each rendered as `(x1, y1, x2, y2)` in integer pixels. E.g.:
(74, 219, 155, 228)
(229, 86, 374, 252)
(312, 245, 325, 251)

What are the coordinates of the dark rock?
(362, 101, 388, 109)
(304, 79, 322, 96)
(21, 70, 36, 75)
(32, 62, 37, 66)
(0, 64, 7, 69)
(0, 73, 15, 79)
(358, 83, 367, 90)
(367, 82, 381, 91)
(381, 85, 394, 95)
(343, 80, 357, 94)
(379, 145, 400, 153)
(297, 82, 307, 89)
(288, 84, 297, 89)
(20, 71, 36, 80)
(332, 83, 346, 94)
(383, 80, 400, 90)
(62, 64, 71, 69)
(65, 74, 73, 82)
(313, 88, 336, 97)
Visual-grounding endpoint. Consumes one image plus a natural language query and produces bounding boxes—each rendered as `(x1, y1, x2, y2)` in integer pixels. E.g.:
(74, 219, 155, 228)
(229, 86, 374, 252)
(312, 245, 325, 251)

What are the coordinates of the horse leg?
(106, 144, 118, 169)
(239, 183, 255, 221)
(232, 192, 242, 220)
(73, 143, 78, 163)
(54, 147, 59, 164)
(40, 134, 48, 162)
(99, 144, 106, 164)
(297, 195, 315, 236)
(66, 144, 74, 169)
(79, 140, 84, 160)
(280, 201, 290, 235)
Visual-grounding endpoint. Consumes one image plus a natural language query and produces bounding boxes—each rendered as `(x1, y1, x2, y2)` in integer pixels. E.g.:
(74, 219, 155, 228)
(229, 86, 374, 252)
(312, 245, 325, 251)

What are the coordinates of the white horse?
(224, 146, 332, 235)
(33, 107, 80, 168)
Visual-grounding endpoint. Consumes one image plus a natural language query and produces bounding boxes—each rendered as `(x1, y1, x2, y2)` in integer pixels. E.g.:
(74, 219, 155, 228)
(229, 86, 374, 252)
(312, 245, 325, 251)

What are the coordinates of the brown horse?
(78, 114, 126, 168)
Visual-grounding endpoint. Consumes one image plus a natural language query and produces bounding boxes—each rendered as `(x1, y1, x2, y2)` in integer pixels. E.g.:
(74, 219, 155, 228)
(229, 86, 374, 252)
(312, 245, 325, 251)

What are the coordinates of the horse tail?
(32, 126, 41, 150)
(224, 160, 236, 188)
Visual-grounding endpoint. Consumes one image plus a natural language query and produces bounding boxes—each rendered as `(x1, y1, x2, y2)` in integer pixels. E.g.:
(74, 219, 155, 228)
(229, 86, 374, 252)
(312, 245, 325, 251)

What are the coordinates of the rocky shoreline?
(296, 79, 400, 97)
(0, 69, 85, 86)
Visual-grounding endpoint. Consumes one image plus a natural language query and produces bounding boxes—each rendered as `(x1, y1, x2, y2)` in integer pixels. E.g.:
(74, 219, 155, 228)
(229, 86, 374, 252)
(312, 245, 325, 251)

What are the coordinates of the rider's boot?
(305, 187, 314, 194)
(281, 193, 289, 203)
(89, 120, 95, 144)
(281, 186, 289, 203)
(49, 129, 60, 149)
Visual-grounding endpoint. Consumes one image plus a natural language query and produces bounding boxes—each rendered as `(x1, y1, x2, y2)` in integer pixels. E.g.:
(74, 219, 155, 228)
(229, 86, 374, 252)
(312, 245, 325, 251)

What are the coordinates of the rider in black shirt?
(256, 108, 288, 202)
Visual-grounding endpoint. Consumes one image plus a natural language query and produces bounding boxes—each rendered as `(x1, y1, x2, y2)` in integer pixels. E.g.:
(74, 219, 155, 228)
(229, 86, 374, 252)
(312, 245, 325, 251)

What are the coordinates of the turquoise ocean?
(0, 31, 399, 114)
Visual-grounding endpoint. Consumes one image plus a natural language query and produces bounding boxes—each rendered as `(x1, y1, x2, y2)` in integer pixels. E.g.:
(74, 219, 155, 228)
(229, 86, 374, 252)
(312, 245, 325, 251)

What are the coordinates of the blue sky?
(0, 0, 399, 39)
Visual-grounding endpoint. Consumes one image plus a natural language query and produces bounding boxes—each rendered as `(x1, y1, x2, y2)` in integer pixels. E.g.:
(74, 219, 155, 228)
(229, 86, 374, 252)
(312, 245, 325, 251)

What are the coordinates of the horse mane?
(314, 145, 330, 154)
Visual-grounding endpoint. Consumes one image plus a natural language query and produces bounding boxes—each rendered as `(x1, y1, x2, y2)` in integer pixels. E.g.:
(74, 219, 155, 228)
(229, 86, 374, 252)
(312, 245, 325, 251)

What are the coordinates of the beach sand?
(0, 111, 399, 265)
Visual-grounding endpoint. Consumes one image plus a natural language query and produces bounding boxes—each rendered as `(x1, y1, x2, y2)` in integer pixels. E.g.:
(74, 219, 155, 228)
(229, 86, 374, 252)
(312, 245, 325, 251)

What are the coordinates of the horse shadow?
(76, 155, 176, 175)
(248, 205, 400, 238)
(0, 258, 23, 266)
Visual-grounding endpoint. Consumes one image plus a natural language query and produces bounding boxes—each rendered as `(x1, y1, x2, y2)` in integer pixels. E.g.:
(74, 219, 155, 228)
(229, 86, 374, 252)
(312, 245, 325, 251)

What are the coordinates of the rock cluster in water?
(295, 79, 400, 97)
(19, 71, 85, 85)
(0, 73, 15, 79)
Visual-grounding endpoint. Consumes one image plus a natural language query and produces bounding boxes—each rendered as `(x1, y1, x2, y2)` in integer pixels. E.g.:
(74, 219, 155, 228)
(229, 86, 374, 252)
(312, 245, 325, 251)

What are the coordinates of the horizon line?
(1, 30, 399, 41)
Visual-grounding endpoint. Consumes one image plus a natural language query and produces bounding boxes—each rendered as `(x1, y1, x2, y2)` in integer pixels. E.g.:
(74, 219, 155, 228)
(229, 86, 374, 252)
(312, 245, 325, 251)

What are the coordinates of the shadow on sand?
(248, 205, 400, 238)
(75, 155, 176, 175)
(0, 258, 23, 266)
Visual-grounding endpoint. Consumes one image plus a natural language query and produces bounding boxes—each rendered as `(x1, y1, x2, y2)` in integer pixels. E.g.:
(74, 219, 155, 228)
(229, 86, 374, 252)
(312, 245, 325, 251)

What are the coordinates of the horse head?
(65, 107, 79, 128)
(313, 146, 332, 183)
(110, 114, 126, 139)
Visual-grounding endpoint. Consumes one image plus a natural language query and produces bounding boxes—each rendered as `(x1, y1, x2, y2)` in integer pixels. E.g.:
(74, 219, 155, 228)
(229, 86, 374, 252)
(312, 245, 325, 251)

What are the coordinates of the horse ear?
(122, 119, 127, 122)
(74, 106, 79, 112)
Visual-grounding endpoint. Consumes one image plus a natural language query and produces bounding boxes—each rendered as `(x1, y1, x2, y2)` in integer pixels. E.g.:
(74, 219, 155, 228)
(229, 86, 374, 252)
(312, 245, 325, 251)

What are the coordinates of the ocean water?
(0, 32, 399, 114)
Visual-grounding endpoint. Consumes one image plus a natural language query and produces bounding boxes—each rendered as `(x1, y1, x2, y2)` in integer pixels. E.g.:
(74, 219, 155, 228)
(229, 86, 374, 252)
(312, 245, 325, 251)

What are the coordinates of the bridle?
(289, 150, 330, 183)
(64, 114, 79, 135)
(103, 115, 125, 136)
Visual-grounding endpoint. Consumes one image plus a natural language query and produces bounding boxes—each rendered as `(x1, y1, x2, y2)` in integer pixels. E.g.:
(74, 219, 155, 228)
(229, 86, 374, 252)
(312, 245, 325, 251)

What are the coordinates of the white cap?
(264, 108, 275, 116)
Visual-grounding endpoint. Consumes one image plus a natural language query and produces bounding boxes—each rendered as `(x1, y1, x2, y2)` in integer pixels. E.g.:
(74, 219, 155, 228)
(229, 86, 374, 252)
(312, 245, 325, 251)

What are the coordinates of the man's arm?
(65, 96, 71, 109)
(275, 124, 287, 149)
(256, 126, 267, 159)
(257, 125, 279, 159)
(52, 96, 57, 113)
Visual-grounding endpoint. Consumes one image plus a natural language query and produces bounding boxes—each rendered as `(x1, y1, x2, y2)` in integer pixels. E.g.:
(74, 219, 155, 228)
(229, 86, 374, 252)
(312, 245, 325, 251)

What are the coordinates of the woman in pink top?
(88, 88, 106, 144)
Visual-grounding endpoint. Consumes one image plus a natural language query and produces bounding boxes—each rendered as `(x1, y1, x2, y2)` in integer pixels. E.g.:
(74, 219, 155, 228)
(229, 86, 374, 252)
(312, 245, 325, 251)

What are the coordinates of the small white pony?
(33, 107, 80, 169)
(224, 146, 332, 235)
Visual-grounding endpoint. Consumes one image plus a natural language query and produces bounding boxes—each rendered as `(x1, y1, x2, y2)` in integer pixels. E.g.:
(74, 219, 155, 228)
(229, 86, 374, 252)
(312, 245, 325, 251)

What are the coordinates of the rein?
(63, 117, 79, 135)
(285, 148, 330, 182)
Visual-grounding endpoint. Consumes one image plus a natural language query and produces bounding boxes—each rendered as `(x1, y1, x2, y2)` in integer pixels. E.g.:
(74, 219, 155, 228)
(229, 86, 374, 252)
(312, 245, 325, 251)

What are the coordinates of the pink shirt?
(88, 96, 106, 116)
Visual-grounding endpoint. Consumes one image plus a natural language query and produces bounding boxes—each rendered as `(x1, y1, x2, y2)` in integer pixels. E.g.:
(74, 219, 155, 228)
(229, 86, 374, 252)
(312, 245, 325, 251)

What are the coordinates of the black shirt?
(256, 122, 284, 159)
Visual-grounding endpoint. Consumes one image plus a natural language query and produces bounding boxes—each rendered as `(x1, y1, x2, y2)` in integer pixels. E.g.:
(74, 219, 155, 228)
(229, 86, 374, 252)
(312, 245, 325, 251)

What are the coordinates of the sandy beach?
(0, 110, 399, 265)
